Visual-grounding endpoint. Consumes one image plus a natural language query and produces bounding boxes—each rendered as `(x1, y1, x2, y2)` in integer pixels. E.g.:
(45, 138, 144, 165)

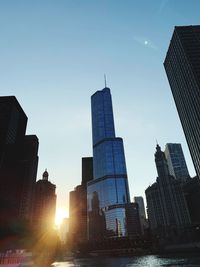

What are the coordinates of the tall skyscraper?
(164, 25, 200, 179)
(164, 143, 189, 181)
(81, 157, 93, 187)
(33, 170, 56, 231)
(18, 135, 39, 220)
(183, 176, 200, 226)
(69, 157, 93, 244)
(0, 96, 38, 232)
(87, 87, 131, 240)
(134, 196, 147, 234)
(145, 144, 191, 240)
(134, 196, 146, 221)
(0, 96, 27, 155)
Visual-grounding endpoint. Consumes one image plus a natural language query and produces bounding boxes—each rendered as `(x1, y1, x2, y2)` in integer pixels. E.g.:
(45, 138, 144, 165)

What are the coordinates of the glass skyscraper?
(164, 25, 200, 179)
(87, 87, 131, 240)
(164, 143, 189, 181)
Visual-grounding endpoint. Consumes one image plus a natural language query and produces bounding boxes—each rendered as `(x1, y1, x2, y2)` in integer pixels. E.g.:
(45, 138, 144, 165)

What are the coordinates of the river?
(51, 254, 200, 267)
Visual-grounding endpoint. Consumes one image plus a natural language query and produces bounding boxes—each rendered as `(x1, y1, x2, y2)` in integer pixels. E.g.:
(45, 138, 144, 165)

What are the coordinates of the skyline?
(0, 0, 199, 217)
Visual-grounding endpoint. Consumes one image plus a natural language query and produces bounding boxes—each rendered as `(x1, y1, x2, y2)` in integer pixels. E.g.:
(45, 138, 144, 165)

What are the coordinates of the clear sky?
(0, 0, 199, 217)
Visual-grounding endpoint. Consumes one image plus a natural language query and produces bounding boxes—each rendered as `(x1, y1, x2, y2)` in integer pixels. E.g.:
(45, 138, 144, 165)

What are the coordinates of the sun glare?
(55, 207, 68, 227)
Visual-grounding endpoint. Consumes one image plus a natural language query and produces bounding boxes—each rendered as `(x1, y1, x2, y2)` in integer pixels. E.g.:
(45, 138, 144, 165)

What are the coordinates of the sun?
(55, 207, 68, 227)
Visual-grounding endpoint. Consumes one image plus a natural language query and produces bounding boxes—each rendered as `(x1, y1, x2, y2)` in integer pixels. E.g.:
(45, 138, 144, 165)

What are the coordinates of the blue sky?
(0, 0, 199, 215)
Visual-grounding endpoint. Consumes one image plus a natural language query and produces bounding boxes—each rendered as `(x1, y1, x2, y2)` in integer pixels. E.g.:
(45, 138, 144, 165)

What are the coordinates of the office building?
(134, 196, 146, 220)
(69, 157, 93, 243)
(145, 144, 191, 240)
(125, 203, 142, 238)
(134, 196, 147, 234)
(0, 96, 38, 231)
(33, 170, 56, 231)
(183, 176, 200, 226)
(0, 96, 27, 156)
(87, 87, 131, 240)
(69, 185, 87, 243)
(18, 135, 39, 220)
(81, 157, 93, 187)
(164, 143, 189, 181)
(164, 25, 200, 179)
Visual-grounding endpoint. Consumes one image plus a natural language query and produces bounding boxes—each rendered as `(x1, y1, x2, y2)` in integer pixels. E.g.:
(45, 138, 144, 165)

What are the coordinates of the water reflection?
(52, 263, 73, 267)
(51, 254, 200, 267)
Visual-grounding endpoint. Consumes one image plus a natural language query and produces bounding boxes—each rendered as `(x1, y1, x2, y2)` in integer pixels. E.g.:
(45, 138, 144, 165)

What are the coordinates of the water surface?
(51, 254, 200, 267)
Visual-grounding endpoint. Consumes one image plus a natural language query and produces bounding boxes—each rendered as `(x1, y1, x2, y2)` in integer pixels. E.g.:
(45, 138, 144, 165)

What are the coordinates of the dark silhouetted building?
(164, 25, 200, 179)
(87, 87, 132, 241)
(164, 143, 189, 181)
(69, 157, 93, 244)
(134, 196, 147, 235)
(33, 170, 56, 231)
(183, 177, 200, 226)
(81, 157, 93, 187)
(69, 185, 87, 243)
(145, 144, 191, 241)
(0, 96, 27, 157)
(18, 135, 39, 220)
(125, 203, 142, 238)
(0, 96, 39, 233)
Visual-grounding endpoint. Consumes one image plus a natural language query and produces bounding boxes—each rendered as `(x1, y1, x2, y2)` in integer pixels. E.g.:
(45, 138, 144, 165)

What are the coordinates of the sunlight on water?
(51, 254, 200, 267)
(52, 263, 74, 267)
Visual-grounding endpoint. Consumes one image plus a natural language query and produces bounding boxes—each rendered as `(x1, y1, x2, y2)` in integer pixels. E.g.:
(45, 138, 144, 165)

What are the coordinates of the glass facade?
(164, 26, 200, 179)
(164, 143, 189, 181)
(87, 87, 131, 240)
(91, 88, 115, 146)
(93, 138, 127, 179)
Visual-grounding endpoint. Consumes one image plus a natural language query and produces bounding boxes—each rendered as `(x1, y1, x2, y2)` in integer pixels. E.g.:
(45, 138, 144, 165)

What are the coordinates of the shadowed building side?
(69, 157, 93, 245)
(164, 143, 190, 181)
(0, 96, 39, 237)
(146, 145, 191, 242)
(134, 196, 148, 235)
(164, 25, 200, 179)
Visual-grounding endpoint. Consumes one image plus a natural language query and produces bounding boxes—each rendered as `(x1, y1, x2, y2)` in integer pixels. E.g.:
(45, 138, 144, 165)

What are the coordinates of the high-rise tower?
(33, 170, 56, 231)
(164, 25, 200, 179)
(0, 96, 38, 231)
(145, 144, 191, 239)
(87, 87, 131, 240)
(164, 143, 189, 181)
(69, 157, 93, 243)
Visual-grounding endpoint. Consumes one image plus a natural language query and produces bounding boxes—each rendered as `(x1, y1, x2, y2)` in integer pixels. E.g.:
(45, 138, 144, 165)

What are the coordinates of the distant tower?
(145, 144, 191, 239)
(69, 157, 93, 243)
(134, 196, 146, 220)
(43, 169, 49, 180)
(33, 170, 56, 231)
(134, 196, 147, 234)
(164, 25, 200, 179)
(164, 143, 189, 181)
(81, 157, 93, 187)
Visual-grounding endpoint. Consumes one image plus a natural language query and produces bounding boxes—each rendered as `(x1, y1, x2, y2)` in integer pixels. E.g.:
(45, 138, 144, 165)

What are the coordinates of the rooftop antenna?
(156, 138, 158, 145)
(104, 74, 107, 88)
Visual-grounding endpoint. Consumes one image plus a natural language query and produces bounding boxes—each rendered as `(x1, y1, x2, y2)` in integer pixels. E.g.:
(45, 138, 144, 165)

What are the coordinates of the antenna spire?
(104, 74, 107, 88)
(156, 139, 158, 145)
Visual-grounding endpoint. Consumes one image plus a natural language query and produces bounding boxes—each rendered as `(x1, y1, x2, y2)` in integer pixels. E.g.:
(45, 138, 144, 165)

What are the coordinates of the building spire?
(104, 74, 107, 88)
(43, 169, 49, 180)
(156, 138, 158, 145)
